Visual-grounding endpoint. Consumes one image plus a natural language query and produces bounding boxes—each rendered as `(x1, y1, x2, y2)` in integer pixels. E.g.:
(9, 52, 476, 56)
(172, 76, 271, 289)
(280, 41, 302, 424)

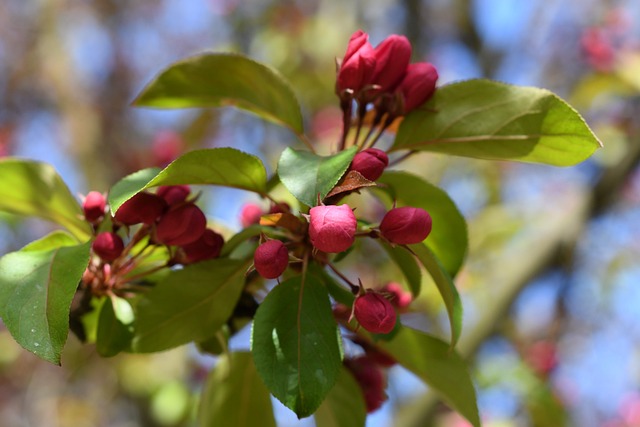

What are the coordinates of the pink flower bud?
(155, 203, 207, 246)
(308, 204, 357, 253)
(180, 229, 224, 264)
(92, 232, 124, 262)
(349, 148, 389, 181)
(254, 240, 289, 279)
(83, 191, 106, 223)
(240, 203, 263, 228)
(156, 185, 190, 206)
(114, 192, 167, 225)
(379, 206, 432, 245)
(382, 282, 412, 310)
(151, 131, 183, 168)
(337, 31, 377, 93)
(396, 62, 438, 113)
(344, 356, 387, 413)
(371, 35, 412, 92)
(354, 292, 397, 334)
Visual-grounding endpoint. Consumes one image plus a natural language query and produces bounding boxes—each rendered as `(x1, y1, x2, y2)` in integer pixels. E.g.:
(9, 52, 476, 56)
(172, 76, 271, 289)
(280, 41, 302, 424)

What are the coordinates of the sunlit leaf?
(0, 159, 92, 240)
(251, 274, 343, 418)
(198, 352, 276, 427)
(278, 146, 357, 207)
(0, 236, 91, 364)
(96, 296, 133, 357)
(133, 53, 304, 134)
(392, 79, 601, 166)
(108, 167, 161, 216)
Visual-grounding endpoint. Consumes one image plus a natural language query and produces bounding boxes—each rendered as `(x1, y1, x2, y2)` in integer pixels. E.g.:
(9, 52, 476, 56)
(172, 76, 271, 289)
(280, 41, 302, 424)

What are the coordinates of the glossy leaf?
(96, 296, 133, 357)
(198, 352, 276, 427)
(108, 167, 161, 216)
(380, 241, 421, 297)
(251, 275, 343, 418)
(391, 79, 602, 166)
(131, 258, 248, 352)
(378, 327, 480, 427)
(0, 237, 91, 364)
(376, 171, 467, 277)
(278, 146, 357, 207)
(315, 367, 366, 427)
(133, 53, 304, 134)
(0, 159, 92, 240)
(409, 243, 463, 347)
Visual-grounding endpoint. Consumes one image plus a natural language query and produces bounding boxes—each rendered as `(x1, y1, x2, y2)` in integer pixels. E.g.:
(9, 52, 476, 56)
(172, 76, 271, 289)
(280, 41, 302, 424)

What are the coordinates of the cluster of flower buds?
(80, 186, 224, 296)
(336, 30, 438, 122)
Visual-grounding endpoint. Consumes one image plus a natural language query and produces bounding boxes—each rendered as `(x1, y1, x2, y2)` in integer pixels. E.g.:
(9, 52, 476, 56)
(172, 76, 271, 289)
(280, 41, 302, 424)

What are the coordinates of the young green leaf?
(96, 296, 134, 357)
(409, 244, 463, 347)
(378, 327, 480, 427)
(376, 171, 467, 277)
(380, 241, 422, 297)
(391, 79, 602, 166)
(108, 149, 268, 213)
(131, 258, 249, 352)
(278, 146, 357, 207)
(251, 275, 343, 418)
(198, 352, 276, 427)
(0, 237, 91, 365)
(0, 159, 92, 240)
(133, 53, 304, 135)
(314, 367, 367, 427)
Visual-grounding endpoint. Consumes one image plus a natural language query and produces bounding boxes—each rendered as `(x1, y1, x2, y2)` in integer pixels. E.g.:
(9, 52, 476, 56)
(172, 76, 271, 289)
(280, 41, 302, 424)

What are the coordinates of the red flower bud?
(396, 62, 438, 113)
(92, 232, 124, 262)
(371, 35, 412, 92)
(354, 292, 397, 334)
(83, 191, 106, 223)
(337, 31, 376, 94)
(254, 240, 289, 279)
(155, 203, 207, 246)
(114, 192, 167, 225)
(382, 282, 412, 310)
(156, 185, 190, 206)
(349, 148, 389, 181)
(379, 206, 432, 245)
(180, 229, 224, 264)
(308, 204, 357, 253)
(240, 203, 263, 228)
(344, 356, 387, 413)
(151, 131, 183, 168)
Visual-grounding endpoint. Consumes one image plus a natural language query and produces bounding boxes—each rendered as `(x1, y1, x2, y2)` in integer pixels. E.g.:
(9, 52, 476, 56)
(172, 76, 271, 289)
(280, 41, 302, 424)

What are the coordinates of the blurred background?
(2, 0, 640, 426)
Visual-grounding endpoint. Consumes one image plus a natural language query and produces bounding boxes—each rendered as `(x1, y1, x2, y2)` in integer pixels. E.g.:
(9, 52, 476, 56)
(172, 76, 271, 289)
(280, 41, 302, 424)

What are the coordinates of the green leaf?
(251, 275, 343, 418)
(380, 241, 421, 296)
(409, 244, 463, 348)
(0, 238, 91, 364)
(314, 367, 367, 427)
(278, 146, 357, 207)
(108, 167, 161, 216)
(391, 79, 602, 166)
(133, 53, 304, 134)
(96, 296, 134, 357)
(376, 171, 467, 277)
(108, 149, 268, 214)
(131, 258, 248, 352)
(22, 230, 79, 252)
(0, 159, 92, 240)
(198, 352, 276, 427)
(379, 327, 480, 427)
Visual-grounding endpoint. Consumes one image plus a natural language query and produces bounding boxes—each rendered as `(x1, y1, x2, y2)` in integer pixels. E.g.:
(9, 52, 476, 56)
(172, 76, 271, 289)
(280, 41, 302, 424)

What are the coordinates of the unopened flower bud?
(240, 203, 263, 228)
(379, 206, 432, 245)
(180, 229, 224, 264)
(308, 204, 357, 253)
(254, 240, 289, 279)
(152, 131, 183, 168)
(337, 30, 377, 94)
(92, 232, 124, 262)
(396, 62, 438, 113)
(349, 148, 389, 181)
(156, 185, 190, 206)
(371, 35, 412, 92)
(115, 192, 167, 225)
(354, 291, 397, 334)
(83, 191, 106, 223)
(382, 282, 412, 310)
(155, 203, 206, 246)
(344, 356, 388, 413)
